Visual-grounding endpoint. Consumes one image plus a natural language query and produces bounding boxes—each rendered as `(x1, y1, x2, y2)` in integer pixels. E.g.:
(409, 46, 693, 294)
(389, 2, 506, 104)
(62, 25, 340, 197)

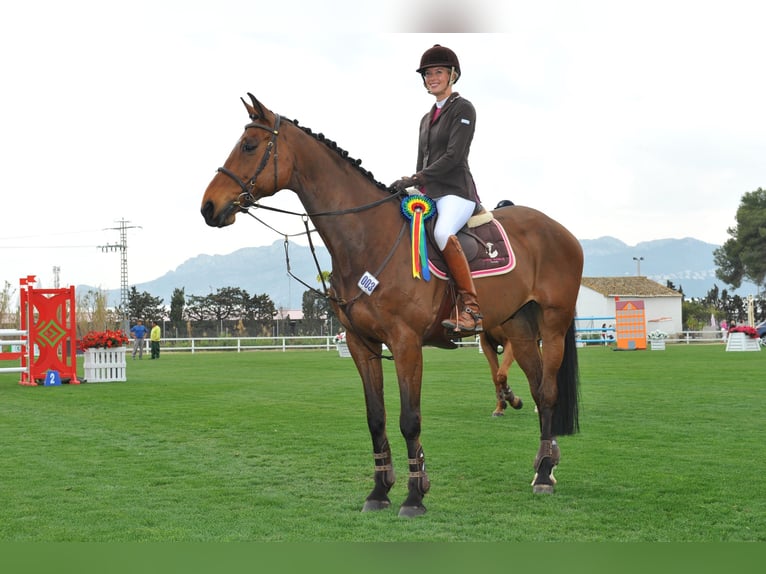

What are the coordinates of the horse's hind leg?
(502, 307, 564, 494)
(530, 317, 578, 494)
(480, 332, 523, 417)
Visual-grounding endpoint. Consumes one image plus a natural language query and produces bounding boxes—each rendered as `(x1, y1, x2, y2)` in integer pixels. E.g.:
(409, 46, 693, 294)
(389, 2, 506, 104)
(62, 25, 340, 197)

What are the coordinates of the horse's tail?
(552, 319, 580, 436)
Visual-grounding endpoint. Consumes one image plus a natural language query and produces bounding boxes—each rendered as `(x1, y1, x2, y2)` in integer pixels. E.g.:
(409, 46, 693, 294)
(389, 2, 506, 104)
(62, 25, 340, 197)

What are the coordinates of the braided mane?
(288, 117, 392, 194)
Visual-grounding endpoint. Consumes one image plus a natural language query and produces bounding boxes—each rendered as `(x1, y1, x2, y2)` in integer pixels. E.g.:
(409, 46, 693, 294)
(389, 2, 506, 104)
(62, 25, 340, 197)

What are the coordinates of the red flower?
(729, 325, 758, 338)
(79, 330, 130, 351)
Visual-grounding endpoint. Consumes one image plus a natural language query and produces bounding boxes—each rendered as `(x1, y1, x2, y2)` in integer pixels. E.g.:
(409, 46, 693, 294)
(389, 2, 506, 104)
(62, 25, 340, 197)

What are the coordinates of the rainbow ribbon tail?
(411, 211, 422, 279)
(419, 215, 430, 281)
(400, 194, 436, 281)
(409, 209, 430, 281)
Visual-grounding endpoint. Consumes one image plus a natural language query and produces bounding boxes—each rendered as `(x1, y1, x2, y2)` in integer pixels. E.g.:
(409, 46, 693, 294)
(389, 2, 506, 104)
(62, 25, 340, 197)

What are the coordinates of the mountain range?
(89, 236, 758, 309)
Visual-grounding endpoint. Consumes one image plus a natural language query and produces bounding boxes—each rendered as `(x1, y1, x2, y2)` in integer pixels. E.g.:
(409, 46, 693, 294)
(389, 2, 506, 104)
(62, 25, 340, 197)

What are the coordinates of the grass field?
(1, 344, 764, 542)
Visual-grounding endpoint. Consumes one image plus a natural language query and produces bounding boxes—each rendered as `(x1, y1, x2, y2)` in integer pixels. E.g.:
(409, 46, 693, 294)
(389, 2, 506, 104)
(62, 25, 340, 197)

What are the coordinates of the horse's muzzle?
(201, 200, 235, 228)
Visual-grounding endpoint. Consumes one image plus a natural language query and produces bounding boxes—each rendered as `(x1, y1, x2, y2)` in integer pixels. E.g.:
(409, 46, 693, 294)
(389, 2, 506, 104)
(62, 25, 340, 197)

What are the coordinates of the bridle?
(216, 113, 282, 210)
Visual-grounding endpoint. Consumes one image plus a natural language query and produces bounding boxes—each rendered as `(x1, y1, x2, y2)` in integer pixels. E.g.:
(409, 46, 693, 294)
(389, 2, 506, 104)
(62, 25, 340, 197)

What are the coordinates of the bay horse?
(200, 94, 583, 516)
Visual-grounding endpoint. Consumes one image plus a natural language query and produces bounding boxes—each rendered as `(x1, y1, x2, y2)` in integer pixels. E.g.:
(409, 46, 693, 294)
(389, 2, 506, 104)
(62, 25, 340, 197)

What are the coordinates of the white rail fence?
(123, 331, 736, 355)
(0, 329, 29, 374)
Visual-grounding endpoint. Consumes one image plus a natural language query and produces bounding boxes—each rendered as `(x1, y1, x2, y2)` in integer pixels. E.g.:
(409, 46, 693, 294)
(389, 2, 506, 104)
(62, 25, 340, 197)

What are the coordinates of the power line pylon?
(99, 218, 141, 332)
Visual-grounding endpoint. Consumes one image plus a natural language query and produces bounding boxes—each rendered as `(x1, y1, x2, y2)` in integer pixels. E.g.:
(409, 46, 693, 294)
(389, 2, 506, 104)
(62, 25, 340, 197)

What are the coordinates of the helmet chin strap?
(449, 66, 457, 87)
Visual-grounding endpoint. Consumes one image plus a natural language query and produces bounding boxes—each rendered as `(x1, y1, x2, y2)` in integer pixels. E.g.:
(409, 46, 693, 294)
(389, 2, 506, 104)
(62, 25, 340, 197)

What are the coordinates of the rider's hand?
(391, 174, 423, 192)
(391, 176, 416, 191)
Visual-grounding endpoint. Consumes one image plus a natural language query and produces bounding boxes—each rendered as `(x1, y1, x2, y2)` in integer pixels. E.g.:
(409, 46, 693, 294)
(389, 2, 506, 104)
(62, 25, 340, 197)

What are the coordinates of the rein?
(244, 209, 406, 363)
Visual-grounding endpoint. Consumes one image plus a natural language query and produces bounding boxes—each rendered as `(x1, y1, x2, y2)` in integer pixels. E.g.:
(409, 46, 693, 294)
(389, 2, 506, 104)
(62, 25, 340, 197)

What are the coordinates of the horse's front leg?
(347, 336, 396, 512)
(393, 342, 430, 517)
(480, 333, 523, 416)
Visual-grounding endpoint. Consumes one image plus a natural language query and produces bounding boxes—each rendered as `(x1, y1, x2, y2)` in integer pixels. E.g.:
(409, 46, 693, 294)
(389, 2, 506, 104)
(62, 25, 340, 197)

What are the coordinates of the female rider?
(392, 44, 483, 335)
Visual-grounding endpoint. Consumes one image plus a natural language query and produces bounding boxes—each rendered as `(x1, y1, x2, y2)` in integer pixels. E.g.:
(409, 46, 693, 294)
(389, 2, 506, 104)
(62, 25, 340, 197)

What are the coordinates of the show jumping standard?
(200, 94, 584, 516)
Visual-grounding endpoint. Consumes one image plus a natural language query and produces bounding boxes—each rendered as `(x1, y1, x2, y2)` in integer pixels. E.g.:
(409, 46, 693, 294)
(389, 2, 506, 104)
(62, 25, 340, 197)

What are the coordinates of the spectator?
(130, 320, 147, 360)
(150, 320, 161, 359)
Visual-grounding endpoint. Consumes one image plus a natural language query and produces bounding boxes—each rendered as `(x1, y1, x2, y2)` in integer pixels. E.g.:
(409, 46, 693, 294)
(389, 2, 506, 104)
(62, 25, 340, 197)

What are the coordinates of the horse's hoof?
(511, 398, 523, 410)
(362, 499, 391, 512)
(492, 411, 505, 417)
(398, 504, 427, 518)
(532, 483, 555, 495)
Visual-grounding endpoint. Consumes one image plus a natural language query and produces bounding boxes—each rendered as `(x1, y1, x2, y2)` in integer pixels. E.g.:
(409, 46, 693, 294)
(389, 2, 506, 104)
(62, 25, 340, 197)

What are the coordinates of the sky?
(1, 0, 764, 296)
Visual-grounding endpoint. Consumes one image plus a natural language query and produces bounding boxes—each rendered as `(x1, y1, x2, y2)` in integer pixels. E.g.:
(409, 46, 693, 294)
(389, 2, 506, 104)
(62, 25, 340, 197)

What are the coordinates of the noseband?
(217, 114, 282, 209)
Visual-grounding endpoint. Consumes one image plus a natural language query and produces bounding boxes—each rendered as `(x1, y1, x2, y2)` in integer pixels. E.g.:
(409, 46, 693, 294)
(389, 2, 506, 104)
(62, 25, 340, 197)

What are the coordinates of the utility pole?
(99, 218, 141, 332)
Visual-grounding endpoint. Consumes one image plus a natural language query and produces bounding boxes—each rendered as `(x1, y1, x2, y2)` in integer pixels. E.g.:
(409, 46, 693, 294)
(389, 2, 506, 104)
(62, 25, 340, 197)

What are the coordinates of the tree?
(209, 286, 250, 322)
(714, 187, 766, 292)
(76, 288, 119, 334)
(247, 293, 277, 335)
(184, 287, 253, 335)
(184, 294, 215, 322)
(169, 288, 185, 337)
(247, 293, 277, 322)
(0, 281, 17, 328)
(127, 286, 165, 323)
(302, 289, 327, 321)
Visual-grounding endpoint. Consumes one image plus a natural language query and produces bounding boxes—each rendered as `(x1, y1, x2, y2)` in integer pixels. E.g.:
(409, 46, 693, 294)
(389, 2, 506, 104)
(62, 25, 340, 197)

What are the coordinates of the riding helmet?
(416, 44, 461, 81)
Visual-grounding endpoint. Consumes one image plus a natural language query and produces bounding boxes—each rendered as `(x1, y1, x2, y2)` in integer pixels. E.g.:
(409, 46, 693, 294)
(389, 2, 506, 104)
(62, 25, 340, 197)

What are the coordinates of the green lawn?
(1, 344, 764, 542)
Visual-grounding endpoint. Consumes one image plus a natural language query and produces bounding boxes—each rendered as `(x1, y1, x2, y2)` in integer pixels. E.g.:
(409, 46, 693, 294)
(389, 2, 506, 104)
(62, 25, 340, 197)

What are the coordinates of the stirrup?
(442, 307, 483, 333)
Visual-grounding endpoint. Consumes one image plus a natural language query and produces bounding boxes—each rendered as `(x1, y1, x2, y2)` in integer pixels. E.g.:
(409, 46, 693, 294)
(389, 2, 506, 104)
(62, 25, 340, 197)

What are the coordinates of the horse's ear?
(240, 93, 268, 121)
(247, 93, 267, 118)
(240, 96, 257, 120)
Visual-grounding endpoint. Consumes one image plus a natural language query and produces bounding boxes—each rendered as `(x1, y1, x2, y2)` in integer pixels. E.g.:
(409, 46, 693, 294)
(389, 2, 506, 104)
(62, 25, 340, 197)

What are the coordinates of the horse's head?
(201, 94, 290, 227)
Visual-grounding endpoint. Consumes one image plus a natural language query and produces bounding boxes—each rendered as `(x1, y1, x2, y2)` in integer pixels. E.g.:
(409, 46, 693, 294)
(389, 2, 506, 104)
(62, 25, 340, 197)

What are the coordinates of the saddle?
(426, 207, 516, 280)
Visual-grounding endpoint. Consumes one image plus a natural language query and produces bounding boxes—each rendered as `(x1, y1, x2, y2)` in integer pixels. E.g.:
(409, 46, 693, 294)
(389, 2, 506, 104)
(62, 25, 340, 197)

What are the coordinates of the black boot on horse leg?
(440, 235, 483, 335)
(399, 445, 430, 517)
(532, 438, 560, 494)
(495, 382, 523, 416)
(362, 441, 396, 512)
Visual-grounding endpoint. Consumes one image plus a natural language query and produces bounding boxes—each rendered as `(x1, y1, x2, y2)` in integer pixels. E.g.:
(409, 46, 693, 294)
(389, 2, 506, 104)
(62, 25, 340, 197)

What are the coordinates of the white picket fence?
(83, 347, 127, 382)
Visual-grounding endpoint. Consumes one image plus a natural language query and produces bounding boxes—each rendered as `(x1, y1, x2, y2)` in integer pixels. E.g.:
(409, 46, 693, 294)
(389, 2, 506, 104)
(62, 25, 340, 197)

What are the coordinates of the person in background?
(150, 320, 161, 359)
(130, 319, 147, 360)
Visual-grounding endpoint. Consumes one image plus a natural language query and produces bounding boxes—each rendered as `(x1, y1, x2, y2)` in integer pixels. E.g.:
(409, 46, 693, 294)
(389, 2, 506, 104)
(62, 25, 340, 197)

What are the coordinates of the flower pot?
(84, 346, 127, 382)
(725, 332, 761, 352)
(650, 339, 666, 351)
(336, 343, 352, 358)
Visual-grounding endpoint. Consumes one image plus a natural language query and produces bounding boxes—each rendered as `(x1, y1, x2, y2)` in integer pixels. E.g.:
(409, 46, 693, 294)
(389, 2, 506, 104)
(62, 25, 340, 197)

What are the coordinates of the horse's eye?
(241, 139, 258, 153)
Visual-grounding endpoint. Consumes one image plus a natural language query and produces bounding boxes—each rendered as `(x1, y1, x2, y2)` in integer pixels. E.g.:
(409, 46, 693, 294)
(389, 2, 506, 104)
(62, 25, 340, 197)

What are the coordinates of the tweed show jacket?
(415, 92, 480, 203)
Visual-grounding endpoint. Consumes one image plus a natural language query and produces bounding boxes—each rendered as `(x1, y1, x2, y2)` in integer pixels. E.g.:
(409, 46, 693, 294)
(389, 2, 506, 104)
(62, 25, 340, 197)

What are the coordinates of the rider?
(391, 44, 483, 335)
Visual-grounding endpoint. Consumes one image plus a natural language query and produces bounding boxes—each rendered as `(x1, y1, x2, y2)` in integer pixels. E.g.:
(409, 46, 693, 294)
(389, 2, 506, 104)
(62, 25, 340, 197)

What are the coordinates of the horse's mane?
(287, 117, 392, 194)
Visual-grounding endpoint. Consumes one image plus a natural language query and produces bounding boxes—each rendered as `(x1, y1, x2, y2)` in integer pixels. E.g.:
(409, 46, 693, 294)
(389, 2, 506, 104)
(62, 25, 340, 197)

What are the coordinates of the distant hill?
(578, 236, 759, 297)
(85, 236, 758, 309)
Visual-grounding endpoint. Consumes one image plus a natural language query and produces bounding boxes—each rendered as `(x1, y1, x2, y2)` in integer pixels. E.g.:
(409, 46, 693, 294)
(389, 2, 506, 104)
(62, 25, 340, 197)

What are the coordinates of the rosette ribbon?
(400, 194, 436, 280)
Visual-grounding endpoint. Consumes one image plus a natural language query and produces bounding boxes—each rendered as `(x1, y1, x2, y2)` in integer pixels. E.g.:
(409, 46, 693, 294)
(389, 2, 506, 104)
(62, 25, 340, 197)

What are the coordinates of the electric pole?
(99, 218, 141, 332)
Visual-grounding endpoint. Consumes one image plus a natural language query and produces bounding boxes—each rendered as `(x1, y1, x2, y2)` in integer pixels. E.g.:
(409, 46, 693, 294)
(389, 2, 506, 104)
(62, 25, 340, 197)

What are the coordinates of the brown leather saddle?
(426, 208, 516, 280)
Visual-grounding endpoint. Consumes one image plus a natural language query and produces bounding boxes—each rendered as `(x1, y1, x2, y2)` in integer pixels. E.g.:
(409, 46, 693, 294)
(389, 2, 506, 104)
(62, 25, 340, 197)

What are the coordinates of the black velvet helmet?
(416, 44, 461, 81)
